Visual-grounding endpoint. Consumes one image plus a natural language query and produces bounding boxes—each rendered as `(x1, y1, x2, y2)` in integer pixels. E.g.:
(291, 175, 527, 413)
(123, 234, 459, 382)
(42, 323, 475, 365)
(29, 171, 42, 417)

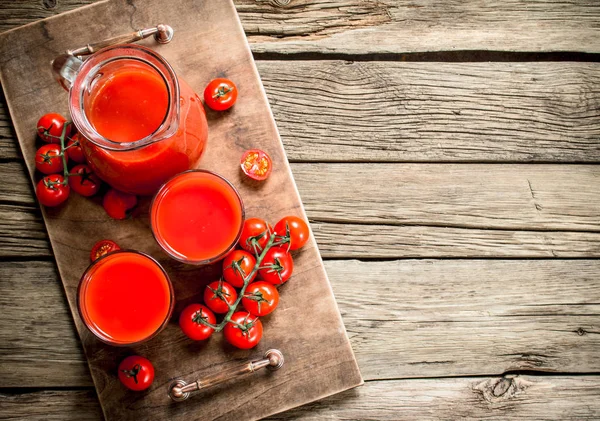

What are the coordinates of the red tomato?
(203, 78, 238, 111)
(239, 218, 273, 254)
(34, 144, 64, 175)
(240, 149, 272, 181)
(274, 215, 310, 251)
(118, 356, 154, 391)
(90, 239, 120, 262)
(66, 133, 86, 164)
(223, 311, 263, 349)
(37, 113, 70, 144)
(258, 246, 294, 285)
(36, 174, 70, 207)
(68, 164, 101, 197)
(179, 304, 216, 341)
(102, 188, 137, 220)
(203, 280, 238, 314)
(222, 250, 257, 288)
(242, 281, 279, 317)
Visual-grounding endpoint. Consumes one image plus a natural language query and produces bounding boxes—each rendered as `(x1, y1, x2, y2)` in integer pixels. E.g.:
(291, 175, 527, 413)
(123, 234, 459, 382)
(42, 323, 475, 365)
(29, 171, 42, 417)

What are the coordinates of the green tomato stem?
(198, 231, 277, 332)
(59, 123, 70, 185)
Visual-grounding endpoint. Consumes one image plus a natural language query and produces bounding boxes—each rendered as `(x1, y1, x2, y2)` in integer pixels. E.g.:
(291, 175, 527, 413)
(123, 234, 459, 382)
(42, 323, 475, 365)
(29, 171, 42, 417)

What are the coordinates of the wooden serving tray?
(0, 1, 362, 419)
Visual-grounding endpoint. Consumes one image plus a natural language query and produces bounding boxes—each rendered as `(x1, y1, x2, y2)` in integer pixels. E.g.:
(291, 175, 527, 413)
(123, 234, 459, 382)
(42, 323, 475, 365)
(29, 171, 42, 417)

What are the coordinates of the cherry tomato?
(90, 239, 120, 262)
(118, 356, 154, 391)
(222, 250, 257, 288)
(37, 113, 70, 144)
(102, 188, 137, 220)
(240, 149, 272, 181)
(223, 311, 263, 349)
(34, 144, 64, 175)
(274, 215, 310, 251)
(203, 280, 238, 314)
(242, 281, 279, 317)
(68, 164, 101, 197)
(66, 133, 86, 164)
(239, 218, 273, 253)
(203, 78, 238, 111)
(258, 246, 294, 285)
(179, 304, 216, 341)
(36, 174, 70, 207)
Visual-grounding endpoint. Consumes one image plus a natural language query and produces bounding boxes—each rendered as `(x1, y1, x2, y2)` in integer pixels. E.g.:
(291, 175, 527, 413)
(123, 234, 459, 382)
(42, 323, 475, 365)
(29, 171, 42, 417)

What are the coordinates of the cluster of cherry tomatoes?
(34, 113, 138, 218)
(179, 215, 309, 349)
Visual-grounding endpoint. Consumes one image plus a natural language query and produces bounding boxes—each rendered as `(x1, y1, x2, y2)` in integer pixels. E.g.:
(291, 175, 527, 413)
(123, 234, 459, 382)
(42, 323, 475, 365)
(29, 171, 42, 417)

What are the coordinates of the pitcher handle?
(51, 24, 174, 91)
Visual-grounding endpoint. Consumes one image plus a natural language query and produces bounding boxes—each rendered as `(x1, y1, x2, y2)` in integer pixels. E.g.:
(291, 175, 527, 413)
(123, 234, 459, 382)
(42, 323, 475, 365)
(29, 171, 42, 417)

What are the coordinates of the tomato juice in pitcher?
(67, 45, 207, 195)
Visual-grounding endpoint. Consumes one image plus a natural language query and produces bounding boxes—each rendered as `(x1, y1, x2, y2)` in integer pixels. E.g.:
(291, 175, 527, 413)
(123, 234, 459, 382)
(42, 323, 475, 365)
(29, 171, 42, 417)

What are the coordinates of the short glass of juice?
(150, 170, 245, 265)
(78, 250, 174, 346)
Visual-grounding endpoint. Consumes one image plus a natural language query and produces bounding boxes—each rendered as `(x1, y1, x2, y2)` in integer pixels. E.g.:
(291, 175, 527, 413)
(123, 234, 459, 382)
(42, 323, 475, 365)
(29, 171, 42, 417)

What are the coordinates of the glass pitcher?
(56, 43, 207, 196)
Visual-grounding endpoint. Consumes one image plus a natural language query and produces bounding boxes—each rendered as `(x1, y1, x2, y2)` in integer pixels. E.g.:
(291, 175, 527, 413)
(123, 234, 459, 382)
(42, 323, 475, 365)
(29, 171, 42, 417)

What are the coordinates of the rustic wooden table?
(1, 1, 599, 419)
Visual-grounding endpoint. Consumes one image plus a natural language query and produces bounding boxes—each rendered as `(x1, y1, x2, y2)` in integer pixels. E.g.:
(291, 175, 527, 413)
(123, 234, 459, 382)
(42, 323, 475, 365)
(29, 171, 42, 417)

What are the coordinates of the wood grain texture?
(3, 60, 600, 163)
(2, 260, 599, 387)
(3, 203, 600, 259)
(3, 375, 600, 420)
(1, 0, 599, 53)
(293, 163, 600, 231)
(0, 0, 362, 420)
(1, 162, 600, 259)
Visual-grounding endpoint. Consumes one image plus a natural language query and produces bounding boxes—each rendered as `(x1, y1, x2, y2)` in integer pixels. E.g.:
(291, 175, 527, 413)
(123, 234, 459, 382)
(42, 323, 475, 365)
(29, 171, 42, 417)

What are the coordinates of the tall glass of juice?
(78, 250, 174, 346)
(150, 170, 244, 265)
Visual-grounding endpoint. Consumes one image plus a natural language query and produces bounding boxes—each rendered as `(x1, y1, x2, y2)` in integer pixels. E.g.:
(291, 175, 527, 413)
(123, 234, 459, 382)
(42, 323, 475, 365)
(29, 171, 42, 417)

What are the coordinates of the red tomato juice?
(151, 171, 244, 264)
(79, 251, 173, 345)
(79, 63, 207, 195)
(88, 66, 168, 143)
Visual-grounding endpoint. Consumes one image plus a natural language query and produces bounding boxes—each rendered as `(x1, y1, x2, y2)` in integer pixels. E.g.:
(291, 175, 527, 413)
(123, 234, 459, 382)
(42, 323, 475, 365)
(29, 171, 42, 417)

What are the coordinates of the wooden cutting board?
(0, 1, 362, 419)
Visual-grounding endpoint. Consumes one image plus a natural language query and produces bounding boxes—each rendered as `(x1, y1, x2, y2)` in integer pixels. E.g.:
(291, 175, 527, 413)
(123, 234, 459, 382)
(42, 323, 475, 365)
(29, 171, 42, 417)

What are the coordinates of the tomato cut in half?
(240, 149, 272, 181)
(90, 239, 120, 262)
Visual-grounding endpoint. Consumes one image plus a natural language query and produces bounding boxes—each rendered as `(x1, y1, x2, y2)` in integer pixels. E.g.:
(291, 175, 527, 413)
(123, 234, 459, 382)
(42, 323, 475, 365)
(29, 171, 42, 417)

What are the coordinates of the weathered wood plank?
(0, 262, 91, 388)
(3, 163, 600, 231)
(2, 260, 599, 387)
(2, 162, 600, 258)
(270, 375, 600, 420)
(332, 259, 600, 380)
(2, 202, 600, 259)
(3, 61, 600, 163)
(294, 163, 600, 231)
(0, 390, 102, 421)
(3, 375, 600, 420)
(1, 0, 599, 53)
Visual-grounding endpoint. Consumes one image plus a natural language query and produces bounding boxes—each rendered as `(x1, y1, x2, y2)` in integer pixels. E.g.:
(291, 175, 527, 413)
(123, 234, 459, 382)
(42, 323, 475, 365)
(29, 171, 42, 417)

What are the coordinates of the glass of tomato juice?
(78, 250, 174, 346)
(150, 170, 244, 265)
